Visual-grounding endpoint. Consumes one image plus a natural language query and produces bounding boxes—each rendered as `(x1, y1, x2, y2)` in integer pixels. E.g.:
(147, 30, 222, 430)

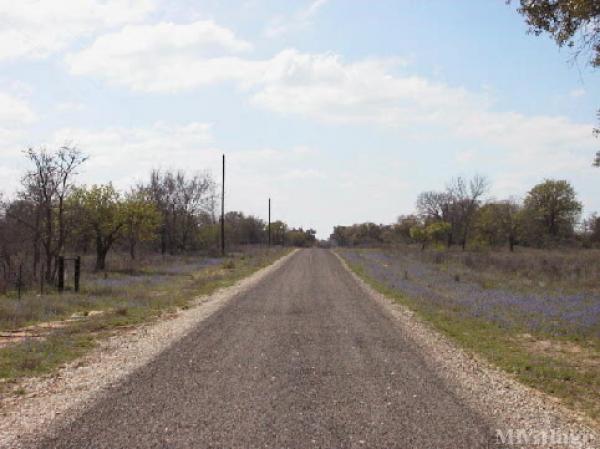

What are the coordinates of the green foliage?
(522, 179, 582, 242)
(69, 184, 126, 270)
(123, 192, 162, 259)
(70, 184, 123, 236)
(409, 225, 428, 249)
(409, 221, 451, 249)
(331, 223, 385, 246)
(285, 227, 317, 247)
(426, 221, 451, 245)
(515, 0, 600, 67)
(473, 201, 521, 250)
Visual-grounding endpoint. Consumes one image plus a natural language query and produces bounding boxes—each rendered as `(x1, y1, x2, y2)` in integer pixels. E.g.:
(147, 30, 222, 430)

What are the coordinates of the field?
(338, 246, 600, 423)
(0, 246, 289, 392)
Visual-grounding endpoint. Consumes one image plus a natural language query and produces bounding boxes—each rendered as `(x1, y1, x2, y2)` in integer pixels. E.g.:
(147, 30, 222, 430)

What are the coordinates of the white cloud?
(42, 122, 325, 232)
(50, 122, 214, 186)
(264, 0, 330, 38)
(0, 92, 35, 194)
(0, 0, 155, 61)
(0, 92, 36, 124)
(66, 20, 254, 92)
(65, 33, 596, 191)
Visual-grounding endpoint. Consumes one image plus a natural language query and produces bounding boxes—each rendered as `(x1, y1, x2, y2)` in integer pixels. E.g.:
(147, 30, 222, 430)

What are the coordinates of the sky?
(0, 0, 599, 238)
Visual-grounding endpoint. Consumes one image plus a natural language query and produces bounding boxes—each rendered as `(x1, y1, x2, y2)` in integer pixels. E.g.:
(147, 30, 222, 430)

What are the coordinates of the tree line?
(0, 146, 316, 290)
(331, 176, 599, 250)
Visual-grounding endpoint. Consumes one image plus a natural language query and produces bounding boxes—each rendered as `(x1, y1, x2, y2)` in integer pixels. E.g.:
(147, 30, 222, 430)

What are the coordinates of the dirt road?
(35, 249, 491, 448)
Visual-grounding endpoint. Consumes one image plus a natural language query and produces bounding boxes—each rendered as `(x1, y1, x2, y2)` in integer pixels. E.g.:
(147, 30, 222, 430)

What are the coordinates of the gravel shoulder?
(0, 249, 297, 449)
(3, 248, 597, 448)
(31, 249, 489, 449)
(334, 251, 599, 448)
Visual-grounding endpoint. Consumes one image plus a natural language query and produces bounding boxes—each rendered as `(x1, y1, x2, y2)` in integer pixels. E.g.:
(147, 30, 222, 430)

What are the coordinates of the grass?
(0, 247, 290, 392)
(342, 253, 600, 425)
(407, 245, 600, 295)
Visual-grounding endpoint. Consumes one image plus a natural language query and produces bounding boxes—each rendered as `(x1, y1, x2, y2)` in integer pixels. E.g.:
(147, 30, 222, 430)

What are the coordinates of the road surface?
(36, 249, 491, 449)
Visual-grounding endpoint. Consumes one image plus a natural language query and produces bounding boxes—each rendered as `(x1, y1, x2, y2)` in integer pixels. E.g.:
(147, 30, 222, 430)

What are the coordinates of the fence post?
(74, 256, 81, 292)
(40, 262, 44, 295)
(17, 263, 22, 300)
(57, 256, 65, 293)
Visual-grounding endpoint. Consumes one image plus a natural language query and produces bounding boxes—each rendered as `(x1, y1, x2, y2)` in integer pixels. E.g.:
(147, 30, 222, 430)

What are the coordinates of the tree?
(123, 192, 162, 260)
(474, 200, 522, 251)
(409, 222, 450, 250)
(410, 225, 428, 250)
(16, 146, 87, 281)
(595, 150, 600, 167)
(70, 184, 126, 271)
(447, 175, 489, 250)
(271, 221, 287, 245)
(395, 215, 420, 243)
(426, 221, 452, 247)
(416, 175, 488, 249)
(143, 170, 216, 254)
(285, 228, 317, 247)
(523, 179, 582, 241)
(513, 1, 600, 163)
(514, 0, 600, 66)
(416, 191, 452, 224)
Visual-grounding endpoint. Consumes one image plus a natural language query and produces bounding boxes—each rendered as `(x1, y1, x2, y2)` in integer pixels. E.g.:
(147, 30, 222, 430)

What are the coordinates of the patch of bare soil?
(520, 333, 600, 369)
(0, 311, 107, 348)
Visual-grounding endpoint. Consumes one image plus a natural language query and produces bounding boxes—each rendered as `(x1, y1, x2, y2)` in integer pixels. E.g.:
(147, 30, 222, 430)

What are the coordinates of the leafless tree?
(14, 146, 87, 280)
(446, 175, 489, 250)
(142, 169, 217, 254)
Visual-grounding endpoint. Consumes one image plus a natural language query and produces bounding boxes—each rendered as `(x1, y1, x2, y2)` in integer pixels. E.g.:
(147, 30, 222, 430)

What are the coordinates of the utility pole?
(220, 154, 225, 256)
(268, 198, 271, 247)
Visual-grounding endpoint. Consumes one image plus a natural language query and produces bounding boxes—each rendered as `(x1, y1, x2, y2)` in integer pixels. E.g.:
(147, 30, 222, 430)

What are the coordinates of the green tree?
(426, 221, 452, 247)
(123, 192, 162, 260)
(523, 179, 582, 241)
(70, 184, 126, 271)
(410, 225, 428, 250)
(514, 0, 600, 66)
(474, 200, 521, 251)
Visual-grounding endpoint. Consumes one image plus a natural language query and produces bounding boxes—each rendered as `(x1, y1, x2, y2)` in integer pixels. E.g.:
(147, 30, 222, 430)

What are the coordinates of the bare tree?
(446, 175, 489, 250)
(16, 146, 87, 280)
(416, 191, 454, 246)
(143, 169, 216, 254)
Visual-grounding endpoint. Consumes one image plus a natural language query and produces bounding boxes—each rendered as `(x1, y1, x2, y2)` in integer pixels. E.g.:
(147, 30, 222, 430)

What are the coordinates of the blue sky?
(0, 0, 598, 237)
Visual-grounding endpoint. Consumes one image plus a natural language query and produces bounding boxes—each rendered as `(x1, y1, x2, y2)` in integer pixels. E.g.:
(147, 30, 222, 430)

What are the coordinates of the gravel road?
(35, 249, 492, 449)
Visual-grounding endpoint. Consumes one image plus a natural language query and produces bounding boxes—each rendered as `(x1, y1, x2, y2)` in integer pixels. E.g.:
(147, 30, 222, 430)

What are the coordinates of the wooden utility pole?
(220, 154, 226, 256)
(268, 198, 271, 247)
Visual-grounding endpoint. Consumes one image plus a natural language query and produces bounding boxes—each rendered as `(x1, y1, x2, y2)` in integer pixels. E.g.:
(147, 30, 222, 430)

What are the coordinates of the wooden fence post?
(40, 262, 44, 295)
(17, 263, 22, 300)
(57, 256, 65, 293)
(74, 256, 81, 292)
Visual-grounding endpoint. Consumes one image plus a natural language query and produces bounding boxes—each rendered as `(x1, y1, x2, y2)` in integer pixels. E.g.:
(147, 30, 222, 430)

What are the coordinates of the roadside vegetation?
(0, 146, 312, 394)
(333, 175, 600, 424)
(0, 246, 290, 391)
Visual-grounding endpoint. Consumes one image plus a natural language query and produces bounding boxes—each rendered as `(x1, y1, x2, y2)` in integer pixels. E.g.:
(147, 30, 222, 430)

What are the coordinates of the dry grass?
(402, 245, 600, 293)
(0, 246, 290, 386)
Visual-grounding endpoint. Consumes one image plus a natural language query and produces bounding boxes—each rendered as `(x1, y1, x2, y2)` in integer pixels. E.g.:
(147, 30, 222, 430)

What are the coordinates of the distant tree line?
(331, 176, 599, 250)
(0, 146, 316, 290)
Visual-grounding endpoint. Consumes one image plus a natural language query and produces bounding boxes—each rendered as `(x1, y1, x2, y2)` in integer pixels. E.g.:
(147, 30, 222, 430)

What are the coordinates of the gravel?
(0, 250, 297, 449)
(1, 248, 597, 448)
(334, 251, 599, 449)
